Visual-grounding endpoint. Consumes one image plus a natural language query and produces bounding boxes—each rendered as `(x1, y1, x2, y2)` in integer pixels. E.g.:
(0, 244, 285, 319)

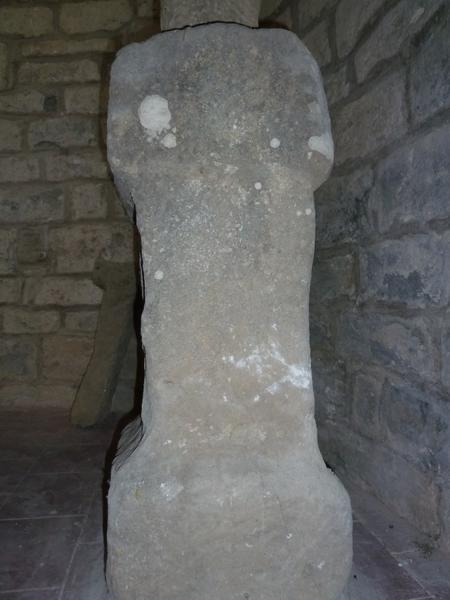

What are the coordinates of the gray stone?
(355, 0, 442, 82)
(352, 369, 383, 441)
(0, 6, 54, 37)
(335, 0, 385, 58)
(28, 117, 97, 149)
(71, 183, 108, 220)
(369, 125, 450, 233)
(303, 21, 332, 68)
(313, 358, 349, 425)
(29, 277, 103, 306)
(0, 119, 22, 152)
(324, 64, 350, 106)
(0, 186, 64, 223)
(18, 60, 100, 84)
(65, 310, 99, 332)
(315, 167, 373, 248)
(0, 90, 49, 114)
(0, 337, 37, 382)
(309, 307, 334, 354)
(71, 259, 136, 426)
(3, 308, 60, 334)
(333, 71, 407, 164)
(359, 233, 450, 308)
(160, 0, 260, 29)
(0, 229, 16, 275)
(42, 335, 94, 382)
(21, 38, 116, 57)
(45, 151, 108, 181)
(17, 228, 47, 263)
(65, 85, 105, 115)
(296, 0, 332, 33)
(60, 0, 132, 33)
(0, 43, 7, 90)
(336, 311, 436, 382)
(311, 254, 355, 303)
(411, 10, 450, 123)
(441, 313, 450, 392)
(0, 278, 21, 304)
(0, 157, 40, 183)
(107, 22, 351, 600)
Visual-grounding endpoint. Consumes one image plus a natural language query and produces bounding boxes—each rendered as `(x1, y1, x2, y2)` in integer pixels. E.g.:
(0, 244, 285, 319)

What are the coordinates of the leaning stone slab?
(107, 23, 352, 600)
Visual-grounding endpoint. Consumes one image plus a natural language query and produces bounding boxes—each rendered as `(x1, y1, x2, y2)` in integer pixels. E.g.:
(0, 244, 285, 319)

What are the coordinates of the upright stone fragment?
(107, 21, 352, 600)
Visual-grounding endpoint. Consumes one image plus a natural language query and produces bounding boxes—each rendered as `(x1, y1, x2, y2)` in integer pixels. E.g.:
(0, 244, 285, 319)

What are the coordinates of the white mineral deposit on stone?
(161, 132, 177, 148)
(307, 133, 334, 161)
(305, 208, 312, 215)
(138, 95, 172, 141)
(296, 210, 302, 216)
(154, 270, 164, 280)
(270, 137, 281, 148)
(159, 479, 184, 502)
(254, 181, 262, 190)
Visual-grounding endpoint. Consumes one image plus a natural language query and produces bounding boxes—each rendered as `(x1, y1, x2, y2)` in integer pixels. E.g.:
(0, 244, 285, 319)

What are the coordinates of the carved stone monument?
(106, 2, 352, 598)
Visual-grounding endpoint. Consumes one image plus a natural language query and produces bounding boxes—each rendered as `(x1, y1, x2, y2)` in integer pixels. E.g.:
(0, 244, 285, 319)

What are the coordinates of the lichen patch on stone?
(307, 133, 334, 161)
(138, 94, 172, 142)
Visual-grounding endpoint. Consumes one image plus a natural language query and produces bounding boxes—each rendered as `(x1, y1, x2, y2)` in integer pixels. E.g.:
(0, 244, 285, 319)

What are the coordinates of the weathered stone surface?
(355, 0, 442, 82)
(333, 71, 407, 164)
(0, 229, 16, 275)
(137, 0, 158, 17)
(0, 90, 51, 114)
(0, 157, 40, 183)
(309, 306, 333, 354)
(0, 337, 37, 382)
(303, 21, 331, 68)
(161, 0, 260, 29)
(42, 334, 94, 381)
(442, 314, 450, 392)
(335, 0, 384, 58)
(297, 0, 331, 32)
(0, 119, 22, 152)
(107, 23, 351, 600)
(324, 64, 350, 106)
(369, 125, 450, 233)
(0, 383, 77, 408)
(28, 117, 97, 149)
(48, 223, 133, 273)
(65, 310, 99, 332)
(71, 259, 136, 426)
(3, 308, 60, 334)
(17, 228, 47, 263)
(0, 278, 21, 304)
(336, 311, 436, 382)
(0, 6, 53, 37)
(0, 186, 64, 223)
(65, 85, 105, 115)
(21, 38, 116, 57)
(311, 254, 355, 303)
(315, 167, 373, 248)
(411, 11, 450, 123)
(29, 277, 102, 306)
(60, 0, 132, 34)
(45, 151, 109, 181)
(71, 183, 108, 220)
(360, 233, 450, 308)
(313, 357, 349, 424)
(352, 369, 383, 440)
(19, 60, 100, 84)
(0, 43, 7, 90)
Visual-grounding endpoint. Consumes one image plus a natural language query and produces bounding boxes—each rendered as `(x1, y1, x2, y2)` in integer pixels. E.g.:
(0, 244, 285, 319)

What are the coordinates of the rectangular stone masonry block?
(45, 152, 109, 181)
(0, 120, 22, 152)
(0, 186, 64, 224)
(360, 233, 450, 308)
(0, 90, 52, 114)
(313, 357, 349, 424)
(64, 84, 105, 115)
(309, 306, 333, 354)
(315, 167, 373, 248)
(311, 254, 355, 303)
(0, 6, 54, 37)
(336, 310, 436, 381)
(0, 278, 21, 304)
(303, 21, 331, 68)
(28, 117, 97, 149)
(324, 64, 350, 107)
(370, 125, 450, 233)
(71, 182, 108, 220)
(411, 11, 450, 123)
(3, 308, 60, 334)
(0, 157, 40, 183)
(65, 310, 98, 332)
(352, 369, 383, 440)
(0, 229, 16, 275)
(0, 383, 77, 408)
(17, 228, 47, 264)
(336, 0, 384, 57)
(296, 0, 331, 32)
(21, 38, 116, 57)
(49, 223, 134, 273)
(355, 0, 442, 82)
(60, 0, 132, 33)
(0, 336, 37, 382)
(42, 334, 93, 382)
(18, 60, 100, 85)
(0, 43, 8, 90)
(333, 71, 407, 165)
(137, 0, 158, 17)
(28, 277, 102, 306)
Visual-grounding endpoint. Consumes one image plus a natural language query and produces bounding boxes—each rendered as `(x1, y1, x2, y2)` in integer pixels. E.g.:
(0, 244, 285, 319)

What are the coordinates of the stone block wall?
(285, 0, 450, 552)
(0, 0, 159, 410)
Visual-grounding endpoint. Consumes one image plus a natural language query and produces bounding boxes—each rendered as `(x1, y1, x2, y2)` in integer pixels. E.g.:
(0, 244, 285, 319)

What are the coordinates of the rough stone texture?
(303, 21, 332, 68)
(28, 117, 97, 149)
(0, 6, 54, 38)
(71, 259, 136, 426)
(335, 0, 384, 58)
(42, 334, 94, 382)
(60, 0, 133, 34)
(160, 0, 261, 29)
(29, 277, 103, 306)
(107, 23, 352, 600)
(18, 60, 100, 85)
(0, 43, 8, 90)
(324, 64, 350, 107)
(0, 187, 64, 224)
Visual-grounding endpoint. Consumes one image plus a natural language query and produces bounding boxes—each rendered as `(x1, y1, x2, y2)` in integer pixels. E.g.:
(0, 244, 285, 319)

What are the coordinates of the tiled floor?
(0, 410, 449, 600)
